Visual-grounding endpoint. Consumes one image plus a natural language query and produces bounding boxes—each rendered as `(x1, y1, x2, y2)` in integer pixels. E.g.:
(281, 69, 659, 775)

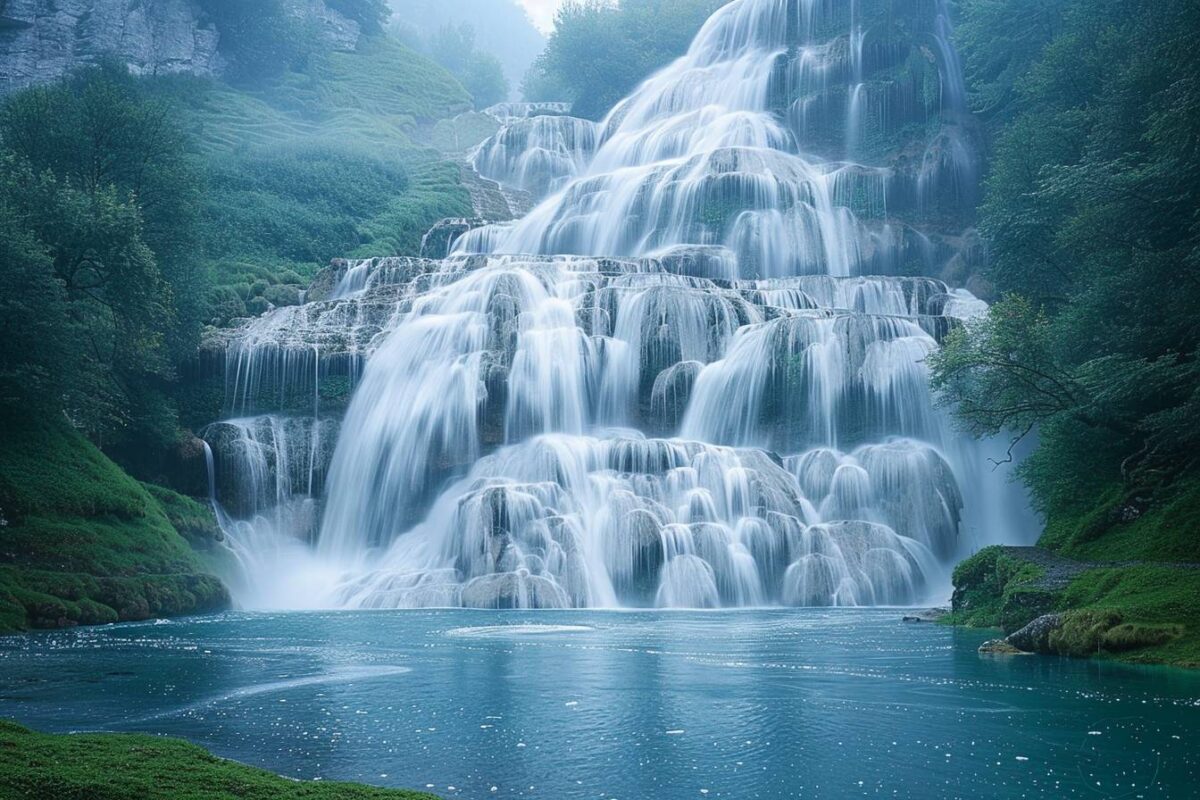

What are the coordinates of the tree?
(0, 64, 201, 447)
(196, 0, 315, 81)
(0, 172, 75, 417)
(524, 0, 723, 119)
(0, 62, 204, 360)
(427, 23, 510, 109)
(938, 0, 1200, 515)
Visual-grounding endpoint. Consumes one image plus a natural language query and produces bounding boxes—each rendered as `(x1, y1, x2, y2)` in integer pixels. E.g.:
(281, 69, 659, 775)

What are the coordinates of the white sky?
(516, 0, 565, 33)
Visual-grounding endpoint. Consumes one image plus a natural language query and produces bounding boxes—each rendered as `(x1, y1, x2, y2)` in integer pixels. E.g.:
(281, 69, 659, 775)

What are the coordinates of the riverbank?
(945, 545, 1200, 667)
(0, 720, 439, 799)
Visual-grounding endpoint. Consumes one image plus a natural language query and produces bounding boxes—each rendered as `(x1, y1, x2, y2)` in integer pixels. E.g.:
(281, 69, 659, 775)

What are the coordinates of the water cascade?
(201, 0, 1028, 610)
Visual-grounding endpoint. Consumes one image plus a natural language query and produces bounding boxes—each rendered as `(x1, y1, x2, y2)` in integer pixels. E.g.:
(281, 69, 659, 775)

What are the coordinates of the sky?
(516, 0, 564, 33)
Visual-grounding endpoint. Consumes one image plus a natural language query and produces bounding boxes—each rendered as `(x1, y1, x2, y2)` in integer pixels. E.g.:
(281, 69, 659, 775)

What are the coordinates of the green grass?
(350, 160, 472, 258)
(1042, 477, 1200, 563)
(1056, 566, 1200, 666)
(0, 720, 438, 800)
(0, 419, 228, 634)
(167, 36, 470, 156)
(144, 31, 476, 317)
(945, 547, 1200, 667)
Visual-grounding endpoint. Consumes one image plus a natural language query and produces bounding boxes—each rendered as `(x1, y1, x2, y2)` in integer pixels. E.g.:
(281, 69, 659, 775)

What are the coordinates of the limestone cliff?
(0, 0, 360, 94)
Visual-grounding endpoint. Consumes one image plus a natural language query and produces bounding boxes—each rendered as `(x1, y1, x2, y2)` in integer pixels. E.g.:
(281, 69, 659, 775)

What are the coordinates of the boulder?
(1006, 613, 1064, 654)
(978, 638, 1027, 656)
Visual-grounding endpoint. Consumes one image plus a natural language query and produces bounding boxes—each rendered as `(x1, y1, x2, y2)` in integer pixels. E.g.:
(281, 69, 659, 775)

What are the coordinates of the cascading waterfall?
(201, 0, 1031, 610)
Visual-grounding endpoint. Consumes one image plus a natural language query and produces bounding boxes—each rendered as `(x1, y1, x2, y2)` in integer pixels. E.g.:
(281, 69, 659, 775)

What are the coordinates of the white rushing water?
(202, 0, 1032, 610)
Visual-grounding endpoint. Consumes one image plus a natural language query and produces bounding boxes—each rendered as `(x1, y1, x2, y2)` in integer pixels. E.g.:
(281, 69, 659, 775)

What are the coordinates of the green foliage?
(204, 143, 410, 266)
(0, 197, 71, 414)
(947, 544, 1200, 666)
(142, 484, 223, 551)
(0, 720, 439, 799)
(1058, 566, 1200, 665)
(945, 546, 1051, 631)
(526, 0, 724, 119)
(350, 160, 472, 257)
(1046, 608, 1125, 657)
(0, 419, 227, 633)
(939, 0, 1200, 529)
(0, 63, 203, 446)
(427, 23, 510, 109)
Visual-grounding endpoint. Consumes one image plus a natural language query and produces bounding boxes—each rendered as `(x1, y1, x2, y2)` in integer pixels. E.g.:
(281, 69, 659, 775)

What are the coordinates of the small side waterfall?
(201, 0, 1029, 610)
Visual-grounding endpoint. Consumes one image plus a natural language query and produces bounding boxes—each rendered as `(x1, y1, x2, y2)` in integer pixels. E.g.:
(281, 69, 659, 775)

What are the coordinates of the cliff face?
(0, 0, 360, 94)
(0, 0, 223, 92)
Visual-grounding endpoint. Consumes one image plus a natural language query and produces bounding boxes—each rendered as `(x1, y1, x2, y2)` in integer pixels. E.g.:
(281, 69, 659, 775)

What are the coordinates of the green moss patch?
(0, 419, 228, 634)
(947, 546, 1200, 667)
(944, 546, 1053, 631)
(0, 720, 438, 799)
(1042, 477, 1200, 563)
(1057, 566, 1200, 666)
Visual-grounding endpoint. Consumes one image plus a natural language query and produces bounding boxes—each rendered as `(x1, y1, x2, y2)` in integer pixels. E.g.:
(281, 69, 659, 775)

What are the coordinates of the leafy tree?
(0, 61, 204, 360)
(428, 23, 510, 109)
(0, 64, 199, 447)
(0, 169, 74, 417)
(524, 0, 724, 119)
(196, 0, 316, 81)
(933, 0, 1200, 518)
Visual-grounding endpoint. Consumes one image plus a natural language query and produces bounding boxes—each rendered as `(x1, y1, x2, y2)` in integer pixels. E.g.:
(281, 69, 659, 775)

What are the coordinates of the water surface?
(1, 610, 1197, 798)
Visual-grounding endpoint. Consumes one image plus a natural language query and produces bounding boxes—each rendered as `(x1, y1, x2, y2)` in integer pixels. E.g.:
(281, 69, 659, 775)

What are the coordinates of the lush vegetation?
(948, 546, 1200, 666)
(391, 0, 545, 99)
(0, 8, 475, 631)
(932, 0, 1200, 639)
(523, 0, 726, 119)
(422, 24, 510, 110)
(0, 419, 227, 633)
(0, 720, 439, 799)
(932, 0, 1200, 528)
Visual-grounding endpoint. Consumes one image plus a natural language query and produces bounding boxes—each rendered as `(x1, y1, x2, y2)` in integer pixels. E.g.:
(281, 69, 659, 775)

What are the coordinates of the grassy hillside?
(160, 32, 474, 325)
(0, 420, 227, 634)
(0, 720, 438, 800)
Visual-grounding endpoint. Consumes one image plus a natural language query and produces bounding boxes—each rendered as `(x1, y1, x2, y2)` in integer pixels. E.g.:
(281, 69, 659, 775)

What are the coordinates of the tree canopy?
(523, 0, 725, 119)
(931, 0, 1200, 516)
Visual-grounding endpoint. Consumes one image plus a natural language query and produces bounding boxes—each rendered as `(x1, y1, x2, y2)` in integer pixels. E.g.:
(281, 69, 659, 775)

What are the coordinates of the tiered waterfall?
(202, 0, 1029, 610)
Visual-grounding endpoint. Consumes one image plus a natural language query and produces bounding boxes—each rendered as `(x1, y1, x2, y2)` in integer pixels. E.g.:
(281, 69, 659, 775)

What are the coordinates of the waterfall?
(202, 0, 1029, 610)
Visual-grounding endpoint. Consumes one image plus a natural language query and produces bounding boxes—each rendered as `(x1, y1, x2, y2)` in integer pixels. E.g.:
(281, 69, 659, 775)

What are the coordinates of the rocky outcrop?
(0, 0, 360, 94)
(0, 0, 222, 92)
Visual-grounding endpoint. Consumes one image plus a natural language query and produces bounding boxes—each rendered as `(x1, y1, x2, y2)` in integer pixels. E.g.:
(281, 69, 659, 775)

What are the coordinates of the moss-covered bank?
(0, 419, 228, 634)
(0, 720, 437, 799)
(947, 545, 1200, 667)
